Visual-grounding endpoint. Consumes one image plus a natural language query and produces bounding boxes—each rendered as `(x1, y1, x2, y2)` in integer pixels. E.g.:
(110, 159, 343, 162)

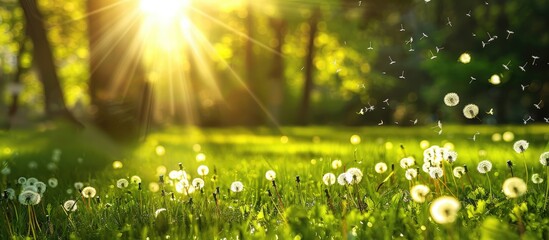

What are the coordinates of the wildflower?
(531, 173, 543, 184)
(540, 152, 549, 166)
(443, 150, 458, 163)
(405, 168, 418, 180)
(337, 173, 348, 185)
(331, 159, 342, 169)
(410, 184, 430, 203)
(18, 190, 41, 205)
(265, 170, 276, 181)
(18, 177, 27, 185)
(81, 186, 97, 198)
(191, 178, 205, 189)
(197, 165, 209, 176)
(230, 181, 244, 193)
(462, 104, 479, 119)
(513, 140, 529, 153)
(322, 173, 336, 186)
(375, 162, 388, 174)
(345, 168, 363, 184)
(74, 182, 84, 190)
(131, 175, 142, 184)
(477, 160, 493, 174)
(63, 200, 77, 212)
(116, 179, 129, 189)
(35, 182, 47, 195)
(502, 177, 527, 198)
(48, 178, 58, 188)
(453, 166, 466, 178)
(430, 196, 461, 224)
(443, 93, 460, 107)
(400, 157, 415, 169)
(429, 167, 444, 179)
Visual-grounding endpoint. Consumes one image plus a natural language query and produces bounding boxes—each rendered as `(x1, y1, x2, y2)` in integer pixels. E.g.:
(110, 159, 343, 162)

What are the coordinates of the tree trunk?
(268, 18, 286, 125)
(87, 0, 147, 140)
(298, 8, 320, 125)
(20, 0, 79, 124)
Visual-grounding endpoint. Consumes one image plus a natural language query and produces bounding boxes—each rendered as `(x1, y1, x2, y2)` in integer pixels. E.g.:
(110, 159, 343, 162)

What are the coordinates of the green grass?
(1, 124, 549, 239)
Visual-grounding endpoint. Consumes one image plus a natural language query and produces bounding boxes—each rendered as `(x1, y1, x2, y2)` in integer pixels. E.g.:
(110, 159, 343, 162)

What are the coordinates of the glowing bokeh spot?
(385, 142, 393, 150)
(140, 0, 190, 23)
(491, 133, 502, 142)
(420, 140, 430, 149)
(502, 131, 515, 142)
(459, 53, 471, 64)
(193, 144, 201, 152)
(489, 74, 501, 85)
(443, 142, 454, 150)
(156, 165, 167, 176)
(155, 145, 166, 156)
(112, 161, 123, 169)
(350, 135, 361, 145)
(196, 153, 206, 162)
(280, 136, 289, 144)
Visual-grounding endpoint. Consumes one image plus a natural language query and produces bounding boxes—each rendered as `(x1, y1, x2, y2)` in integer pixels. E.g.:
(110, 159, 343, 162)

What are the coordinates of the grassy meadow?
(1, 124, 549, 239)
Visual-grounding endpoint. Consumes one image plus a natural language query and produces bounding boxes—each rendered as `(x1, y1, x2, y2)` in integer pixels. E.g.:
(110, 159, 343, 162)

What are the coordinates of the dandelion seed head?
(63, 200, 77, 212)
(502, 177, 527, 198)
(18, 190, 41, 205)
(337, 173, 348, 186)
(443, 93, 460, 107)
(5, 188, 15, 200)
(410, 184, 430, 203)
(477, 160, 493, 174)
(405, 168, 418, 180)
(540, 152, 549, 166)
(400, 157, 415, 169)
(82, 186, 97, 198)
(131, 175, 142, 184)
(531, 173, 543, 184)
(35, 182, 47, 194)
(463, 104, 479, 119)
(453, 167, 466, 178)
(74, 182, 84, 190)
(197, 165, 209, 176)
(192, 178, 205, 189)
(322, 173, 336, 186)
(26, 177, 38, 187)
(116, 179, 129, 189)
(430, 196, 461, 224)
(429, 167, 443, 179)
(345, 168, 363, 184)
(443, 150, 458, 163)
(375, 162, 388, 174)
(22, 185, 38, 193)
(331, 160, 342, 169)
(18, 177, 26, 185)
(265, 170, 276, 181)
(513, 140, 529, 153)
(230, 181, 244, 193)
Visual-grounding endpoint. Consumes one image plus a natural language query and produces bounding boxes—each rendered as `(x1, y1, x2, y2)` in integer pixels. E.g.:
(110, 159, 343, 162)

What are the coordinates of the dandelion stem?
(521, 153, 529, 188)
(544, 167, 549, 211)
(486, 174, 492, 202)
(438, 179, 456, 197)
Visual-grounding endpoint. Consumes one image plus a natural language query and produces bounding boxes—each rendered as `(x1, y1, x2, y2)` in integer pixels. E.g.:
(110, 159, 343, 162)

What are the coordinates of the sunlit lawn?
(1, 124, 548, 239)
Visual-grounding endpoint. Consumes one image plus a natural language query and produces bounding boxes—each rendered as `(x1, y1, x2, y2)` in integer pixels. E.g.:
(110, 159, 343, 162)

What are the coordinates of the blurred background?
(0, 0, 547, 140)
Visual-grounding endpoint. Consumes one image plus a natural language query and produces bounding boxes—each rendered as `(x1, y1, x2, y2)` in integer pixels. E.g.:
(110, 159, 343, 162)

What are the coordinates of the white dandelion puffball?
(410, 184, 430, 203)
(462, 104, 479, 119)
(443, 93, 460, 107)
(19, 190, 41, 205)
(131, 175, 142, 184)
(197, 165, 209, 176)
(429, 167, 444, 179)
(331, 159, 342, 169)
(74, 182, 84, 190)
(405, 168, 418, 181)
(531, 173, 544, 184)
(444, 150, 458, 163)
(322, 173, 336, 186)
(63, 200, 77, 212)
(422, 162, 431, 173)
(337, 173, 348, 185)
(116, 179, 129, 189)
(192, 178, 205, 189)
(477, 160, 493, 174)
(26, 177, 38, 186)
(453, 167, 466, 178)
(540, 152, 549, 166)
(81, 186, 97, 198)
(35, 182, 47, 194)
(400, 157, 415, 169)
(18, 177, 27, 185)
(502, 177, 527, 198)
(265, 170, 276, 181)
(5, 188, 15, 200)
(345, 168, 363, 184)
(513, 140, 529, 153)
(48, 178, 58, 188)
(230, 181, 244, 193)
(375, 162, 388, 174)
(23, 185, 38, 193)
(430, 196, 461, 224)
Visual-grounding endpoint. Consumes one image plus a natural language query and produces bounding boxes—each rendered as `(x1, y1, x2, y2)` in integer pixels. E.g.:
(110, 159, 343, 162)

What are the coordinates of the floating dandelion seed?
(230, 181, 244, 193)
(513, 140, 529, 153)
(410, 184, 430, 203)
(265, 170, 276, 181)
(462, 104, 479, 119)
(502, 177, 527, 198)
(81, 186, 97, 198)
(429, 167, 444, 179)
(405, 168, 418, 180)
(331, 159, 342, 169)
(532, 174, 544, 184)
(453, 167, 466, 178)
(18, 190, 41, 205)
(443, 93, 460, 107)
(322, 173, 336, 186)
(540, 152, 549, 166)
(477, 160, 493, 174)
(63, 200, 77, 212)
(430, 196, 461, 224)
(345, 168, 363, 184)
(197, 165, 209, 176)
(375, 162, 388, 174)
(48, 178, 58, 188)
(337, 173, 348, 186)
(191, 178, 205, 189)
(116, 179, 129, 189)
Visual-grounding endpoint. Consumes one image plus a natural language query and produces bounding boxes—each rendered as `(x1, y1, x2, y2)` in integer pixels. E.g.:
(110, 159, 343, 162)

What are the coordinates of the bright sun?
(139, 0, 191, 23)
